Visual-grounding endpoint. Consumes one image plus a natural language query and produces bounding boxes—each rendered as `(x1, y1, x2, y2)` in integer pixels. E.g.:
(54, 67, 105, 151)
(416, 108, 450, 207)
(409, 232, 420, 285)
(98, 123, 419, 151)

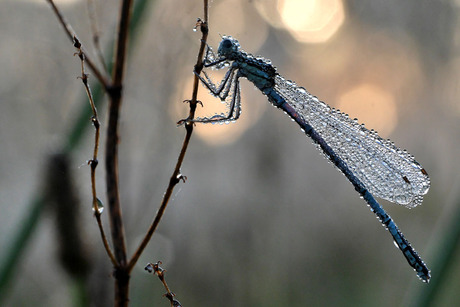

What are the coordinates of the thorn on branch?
(193, 18, 202, 32)
(73, 36, 85, 62)
(77, 73, 89, 85)
(73, 35, 81, 49)
(183, 99, 203, 107)
(194, 18, 208, 35)
(177, 100, 202, 127)
(176, 118, 194, 127)
(177, 174, 187, 183)
(145, 262, 182, 307)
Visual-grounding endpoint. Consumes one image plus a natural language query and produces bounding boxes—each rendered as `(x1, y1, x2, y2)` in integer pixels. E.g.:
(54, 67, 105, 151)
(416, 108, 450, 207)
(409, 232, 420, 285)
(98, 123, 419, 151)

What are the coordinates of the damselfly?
(189, 36, 431, 282)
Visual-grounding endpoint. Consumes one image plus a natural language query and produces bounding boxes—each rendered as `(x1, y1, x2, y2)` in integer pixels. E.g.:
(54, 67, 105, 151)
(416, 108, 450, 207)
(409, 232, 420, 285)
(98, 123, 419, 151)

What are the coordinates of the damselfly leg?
(192, 64, 242, 123)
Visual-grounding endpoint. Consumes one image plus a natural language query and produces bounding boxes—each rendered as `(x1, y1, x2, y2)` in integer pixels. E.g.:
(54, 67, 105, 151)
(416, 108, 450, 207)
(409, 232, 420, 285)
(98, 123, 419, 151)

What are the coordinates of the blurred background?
(1, 0, 460, 306)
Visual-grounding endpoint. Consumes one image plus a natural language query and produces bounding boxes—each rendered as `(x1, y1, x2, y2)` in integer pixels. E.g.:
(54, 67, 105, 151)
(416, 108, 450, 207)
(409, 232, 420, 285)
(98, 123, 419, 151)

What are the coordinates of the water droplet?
(93, 198, 104, 214)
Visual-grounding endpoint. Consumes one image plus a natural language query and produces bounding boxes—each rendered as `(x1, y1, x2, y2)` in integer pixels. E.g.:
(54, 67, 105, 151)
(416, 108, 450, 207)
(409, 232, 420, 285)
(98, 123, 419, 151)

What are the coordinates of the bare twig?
(104, 0, 134, 305)
(73, 36, 117, 267)
(127, 0, 209, 272)
(145, 262, 182, 307)
(46, 0, 110, 89)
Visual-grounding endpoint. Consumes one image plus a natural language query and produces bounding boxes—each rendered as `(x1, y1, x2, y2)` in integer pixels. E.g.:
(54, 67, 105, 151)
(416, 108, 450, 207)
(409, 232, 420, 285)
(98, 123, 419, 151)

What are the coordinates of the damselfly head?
(218, 36, 240, 59)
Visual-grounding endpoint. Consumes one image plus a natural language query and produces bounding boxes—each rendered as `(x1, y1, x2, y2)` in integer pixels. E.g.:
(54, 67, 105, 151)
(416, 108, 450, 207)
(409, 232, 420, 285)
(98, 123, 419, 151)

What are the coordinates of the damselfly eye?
(221, 39, 232, 49)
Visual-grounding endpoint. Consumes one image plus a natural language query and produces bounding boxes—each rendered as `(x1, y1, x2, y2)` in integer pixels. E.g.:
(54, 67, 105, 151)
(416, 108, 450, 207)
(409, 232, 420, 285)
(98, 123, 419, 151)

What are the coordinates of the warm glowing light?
(440, 56, 460, 117)
(213, 0, 269, 53)
(337, 84, 398, 137)
(171, 75, 266, 146)
(254, 0, 285, 28)
(278, 0, 344, 43)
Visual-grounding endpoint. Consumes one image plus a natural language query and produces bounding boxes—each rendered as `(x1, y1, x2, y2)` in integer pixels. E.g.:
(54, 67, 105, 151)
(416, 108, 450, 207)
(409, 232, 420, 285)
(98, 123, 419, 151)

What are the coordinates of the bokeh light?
(439, 56, 460, 117)
(212, 0, 269, 52)
(278, 0, 345, 43)
(255, 0, 345, 44)
(337, 83, 397, 137)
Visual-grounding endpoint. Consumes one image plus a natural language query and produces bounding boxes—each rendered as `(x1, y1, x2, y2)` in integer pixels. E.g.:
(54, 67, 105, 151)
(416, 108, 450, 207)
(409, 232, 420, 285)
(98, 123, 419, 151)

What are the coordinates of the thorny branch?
(145, 262, 182, 307)
(73, 36, 117, 266)
(128, 4, 209, 271)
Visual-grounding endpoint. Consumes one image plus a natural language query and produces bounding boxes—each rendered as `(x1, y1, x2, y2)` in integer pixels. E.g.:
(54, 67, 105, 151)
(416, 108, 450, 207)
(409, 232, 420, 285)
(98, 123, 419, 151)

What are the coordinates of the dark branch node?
(89, 159, 99, 170)
(106, 84, 123, 98)
(113, 266, 130, 282)
(73, 35, 81, 49)
(91, 116, 100, 128)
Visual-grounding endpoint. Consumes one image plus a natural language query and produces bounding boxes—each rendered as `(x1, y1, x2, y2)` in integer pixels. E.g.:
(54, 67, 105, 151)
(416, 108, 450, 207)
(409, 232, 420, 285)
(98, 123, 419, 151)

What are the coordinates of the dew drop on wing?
(395, 194, 409, 205)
